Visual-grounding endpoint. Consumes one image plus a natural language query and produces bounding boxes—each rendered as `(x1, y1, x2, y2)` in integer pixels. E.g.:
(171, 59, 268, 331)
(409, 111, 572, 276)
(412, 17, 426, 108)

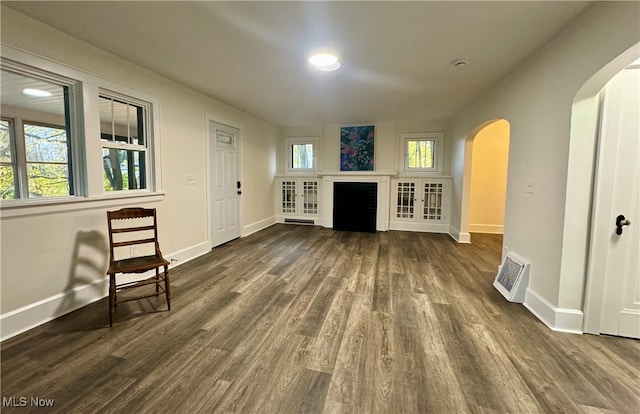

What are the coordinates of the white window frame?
(401, 132, 444, 174)
(0, 60, 81, 200)
(99, 90, 151, 193)
(0, 46, 163, 219)
(285, 136, 318, 174)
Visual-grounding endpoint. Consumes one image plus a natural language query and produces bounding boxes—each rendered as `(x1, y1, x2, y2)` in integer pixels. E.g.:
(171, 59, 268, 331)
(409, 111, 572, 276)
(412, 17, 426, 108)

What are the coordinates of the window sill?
(279, 171, 319, 178)
(398, 171, 451, 178)
(0, 192, 165, 219)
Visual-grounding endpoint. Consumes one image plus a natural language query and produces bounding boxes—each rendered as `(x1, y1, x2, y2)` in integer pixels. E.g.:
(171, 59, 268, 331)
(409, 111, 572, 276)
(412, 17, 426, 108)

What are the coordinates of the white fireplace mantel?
(321, 172, 393, 231)
(318, 170, 398, 177)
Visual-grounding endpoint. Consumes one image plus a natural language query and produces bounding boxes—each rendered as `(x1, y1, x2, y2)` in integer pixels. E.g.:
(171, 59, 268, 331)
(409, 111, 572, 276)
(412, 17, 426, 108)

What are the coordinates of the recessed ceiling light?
(23, 88, 52, 97)
(309, 53, 341, 72)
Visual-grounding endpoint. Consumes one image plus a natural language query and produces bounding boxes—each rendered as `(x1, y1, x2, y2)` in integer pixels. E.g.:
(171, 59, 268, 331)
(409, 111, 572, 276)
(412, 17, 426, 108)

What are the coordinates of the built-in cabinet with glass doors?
(276, 177, 322, 224)
(389, 178, 451, 233)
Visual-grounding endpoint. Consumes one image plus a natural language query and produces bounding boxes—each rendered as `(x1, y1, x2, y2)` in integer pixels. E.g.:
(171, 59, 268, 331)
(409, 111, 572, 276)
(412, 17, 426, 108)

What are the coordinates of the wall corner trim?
(524, 287, 584, 334)
(448, 226, 471, 243)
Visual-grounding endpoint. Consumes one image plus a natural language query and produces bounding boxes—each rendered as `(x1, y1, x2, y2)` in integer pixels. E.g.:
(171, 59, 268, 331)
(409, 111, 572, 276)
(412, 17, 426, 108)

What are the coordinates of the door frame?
(587, 66, 639, 337)
(205, 114, 243, 249)
(571, 44, 640, 334)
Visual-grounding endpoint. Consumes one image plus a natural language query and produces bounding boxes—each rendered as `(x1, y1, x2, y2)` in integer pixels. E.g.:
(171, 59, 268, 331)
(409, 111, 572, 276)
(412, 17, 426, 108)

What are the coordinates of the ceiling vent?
(493, 252, 530, 303)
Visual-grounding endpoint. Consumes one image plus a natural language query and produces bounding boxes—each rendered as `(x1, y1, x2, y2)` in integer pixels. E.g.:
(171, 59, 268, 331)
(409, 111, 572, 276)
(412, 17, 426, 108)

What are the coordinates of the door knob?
(615, 214, 631, 235)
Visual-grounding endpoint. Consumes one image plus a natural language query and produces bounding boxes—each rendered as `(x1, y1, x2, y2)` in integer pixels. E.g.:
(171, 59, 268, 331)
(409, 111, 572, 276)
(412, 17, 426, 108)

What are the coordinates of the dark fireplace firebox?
(333, 182, 377, 232)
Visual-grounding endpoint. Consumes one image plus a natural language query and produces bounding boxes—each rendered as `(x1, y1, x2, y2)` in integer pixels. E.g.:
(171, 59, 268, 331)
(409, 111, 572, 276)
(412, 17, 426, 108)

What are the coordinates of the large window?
(0, 67, 74, 199)
(1, 52, 162, 214)
(0, 119, 16, 199)
(99, 94, 148, 191)
(403, 132, 443, 173)
(285, 137, 317, 172)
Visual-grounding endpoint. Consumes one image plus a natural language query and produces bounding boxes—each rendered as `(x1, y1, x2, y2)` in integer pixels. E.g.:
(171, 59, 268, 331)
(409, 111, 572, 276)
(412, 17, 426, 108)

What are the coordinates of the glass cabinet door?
(396, 181, 415, 219)
(302, 180, 319, 215)
(422, 182, 443, 221)
(281, 180, 297, 213)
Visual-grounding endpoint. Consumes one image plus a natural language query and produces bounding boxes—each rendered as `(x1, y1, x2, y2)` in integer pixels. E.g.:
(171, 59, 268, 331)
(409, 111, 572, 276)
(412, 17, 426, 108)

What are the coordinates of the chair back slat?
(112, 238, 157, 248)
(111, 225, 156, 234)
(107, 207, 155, 220)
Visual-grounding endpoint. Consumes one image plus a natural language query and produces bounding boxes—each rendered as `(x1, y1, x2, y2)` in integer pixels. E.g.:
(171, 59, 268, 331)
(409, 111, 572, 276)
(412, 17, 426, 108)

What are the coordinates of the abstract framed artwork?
(340, 125, 375, 171)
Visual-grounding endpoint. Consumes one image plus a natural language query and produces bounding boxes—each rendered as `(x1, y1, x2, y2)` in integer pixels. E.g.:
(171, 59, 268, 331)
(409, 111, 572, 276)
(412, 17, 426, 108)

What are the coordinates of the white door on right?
(595, 66, 640, 338)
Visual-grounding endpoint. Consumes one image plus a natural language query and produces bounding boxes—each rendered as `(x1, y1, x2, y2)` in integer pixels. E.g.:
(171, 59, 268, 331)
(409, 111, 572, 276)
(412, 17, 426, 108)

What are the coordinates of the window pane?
(102, 148, 146, 191)
(0, 164, 16, 199)
(26, 163, 69, 197)
(99, 96, 114, 141)
(216, 131, 233, 147)
(112, 100, 130, 143)
(100, 96, 144, 145)
(0, 120, 12, 163)
(1, 68, 74, 197)
(407, 139, 435, 169)
(129, 104, 143, 145)
(24, 123, 68, 163)
(292, 143, 313, 169)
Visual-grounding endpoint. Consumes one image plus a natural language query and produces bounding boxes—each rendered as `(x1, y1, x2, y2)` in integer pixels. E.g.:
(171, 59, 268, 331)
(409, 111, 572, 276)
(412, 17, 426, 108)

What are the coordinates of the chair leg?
(155, 267, 160, 296)
(109, 274, 116, 327)
(164, 265, 171, 311)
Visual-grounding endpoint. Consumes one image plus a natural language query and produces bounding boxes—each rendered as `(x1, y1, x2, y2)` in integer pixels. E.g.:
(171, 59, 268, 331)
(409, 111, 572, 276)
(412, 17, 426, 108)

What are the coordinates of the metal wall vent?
(493, 252, 530, 303)
(284, 218, 315, 225)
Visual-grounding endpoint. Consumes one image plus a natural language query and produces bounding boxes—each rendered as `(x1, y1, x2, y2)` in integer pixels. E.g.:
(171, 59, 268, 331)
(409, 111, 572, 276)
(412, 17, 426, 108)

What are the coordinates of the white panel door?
(596, 67, 640, 338)
(210, 121, 241, 247)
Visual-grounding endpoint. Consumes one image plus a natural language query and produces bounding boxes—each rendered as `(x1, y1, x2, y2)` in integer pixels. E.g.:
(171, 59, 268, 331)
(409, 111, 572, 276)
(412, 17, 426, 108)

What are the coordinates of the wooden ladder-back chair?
(107, 207, 171, 326)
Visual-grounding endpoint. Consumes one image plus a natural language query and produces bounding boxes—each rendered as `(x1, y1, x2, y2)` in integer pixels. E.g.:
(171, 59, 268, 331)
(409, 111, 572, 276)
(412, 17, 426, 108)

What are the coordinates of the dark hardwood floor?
(1, 224, 639, 413)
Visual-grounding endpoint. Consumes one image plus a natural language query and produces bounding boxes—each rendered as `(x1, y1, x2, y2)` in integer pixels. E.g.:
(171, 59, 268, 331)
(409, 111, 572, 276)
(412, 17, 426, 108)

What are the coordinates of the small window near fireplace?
(402, 132, 443, 173)
(285, 137, 317, 173)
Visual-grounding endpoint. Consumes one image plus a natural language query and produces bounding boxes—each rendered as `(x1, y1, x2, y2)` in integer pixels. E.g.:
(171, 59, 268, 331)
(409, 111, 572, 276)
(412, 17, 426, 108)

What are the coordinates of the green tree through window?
(407, 139, 435, 169)
(0, 120, 16, 199)
(24, 123, 70, 197)
(292, 143, 313, 169)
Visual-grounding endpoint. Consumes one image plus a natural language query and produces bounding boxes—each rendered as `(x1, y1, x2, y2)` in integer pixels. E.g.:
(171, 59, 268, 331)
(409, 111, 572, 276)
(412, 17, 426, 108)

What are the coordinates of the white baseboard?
(1, 278, 109, 342)
(243, 216, 277, 237)
(389, 221, 450, 233)
(524, 287, 583, 334)
(468, 223, 504, 234)
(448, 226, 471, 243)
(166, 241, 211, 268)
(0, 241, 211, 342)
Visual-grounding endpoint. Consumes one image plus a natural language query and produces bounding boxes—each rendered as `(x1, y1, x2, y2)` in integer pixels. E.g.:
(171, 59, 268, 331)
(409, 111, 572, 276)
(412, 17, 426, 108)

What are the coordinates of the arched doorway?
(459, 119, 510, 248)
(469, 120, 510, 239)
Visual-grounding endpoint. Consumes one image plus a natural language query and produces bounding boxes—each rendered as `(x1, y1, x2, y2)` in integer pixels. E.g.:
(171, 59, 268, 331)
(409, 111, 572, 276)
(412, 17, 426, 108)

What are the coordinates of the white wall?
(0, 6, 279, 339)
(449, 1, 640, 330)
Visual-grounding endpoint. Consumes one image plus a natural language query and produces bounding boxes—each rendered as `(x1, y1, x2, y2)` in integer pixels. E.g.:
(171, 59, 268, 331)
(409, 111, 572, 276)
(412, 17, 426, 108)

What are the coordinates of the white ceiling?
(4, 1, 593, 127)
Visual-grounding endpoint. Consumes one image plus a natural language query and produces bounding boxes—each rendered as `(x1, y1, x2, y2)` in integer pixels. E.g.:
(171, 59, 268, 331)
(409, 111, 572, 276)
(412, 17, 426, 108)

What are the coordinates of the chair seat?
(109, 255, 170, 274)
